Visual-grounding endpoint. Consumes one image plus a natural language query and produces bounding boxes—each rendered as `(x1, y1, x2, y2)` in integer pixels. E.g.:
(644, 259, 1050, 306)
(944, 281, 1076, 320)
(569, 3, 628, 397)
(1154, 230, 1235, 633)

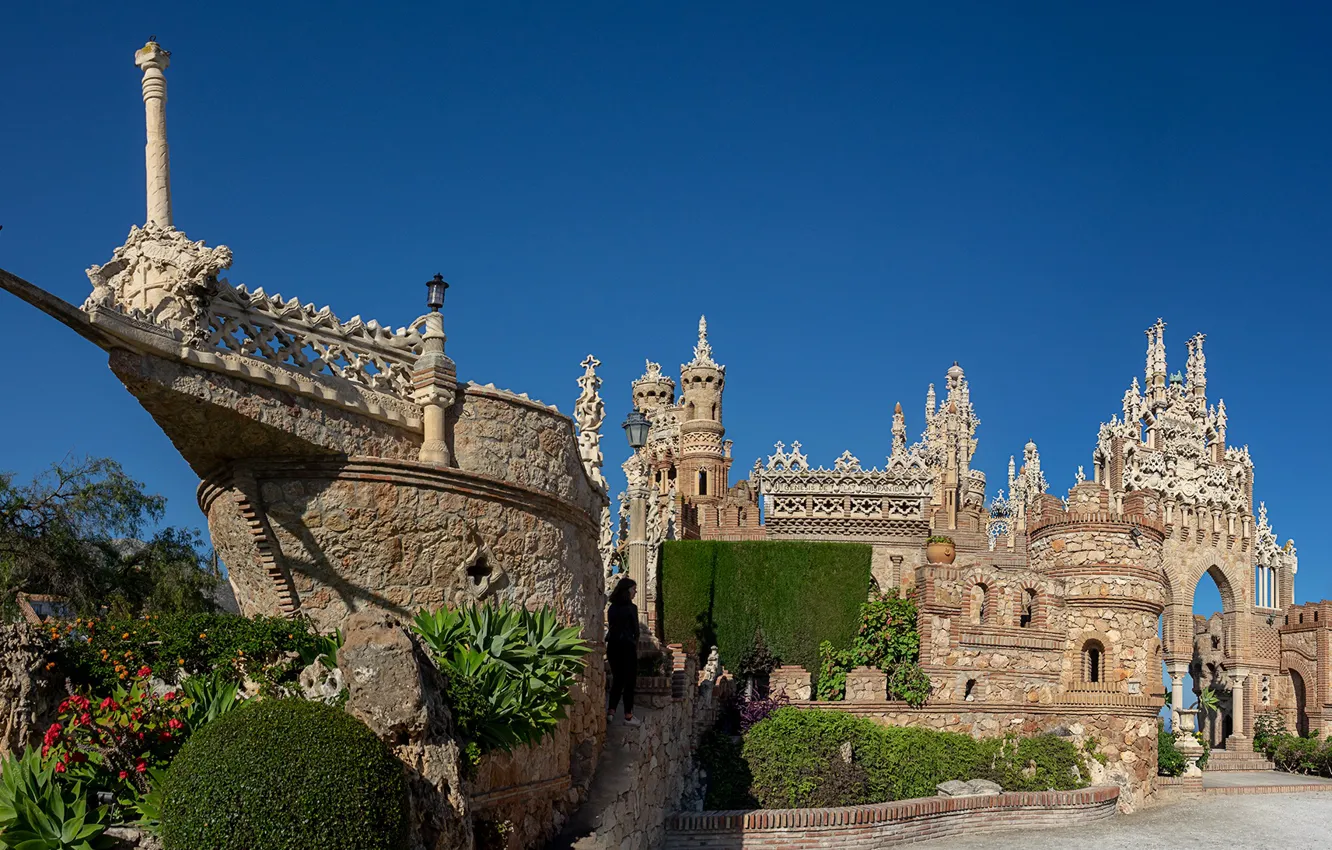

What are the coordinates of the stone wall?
(665, 786, 1119, 849)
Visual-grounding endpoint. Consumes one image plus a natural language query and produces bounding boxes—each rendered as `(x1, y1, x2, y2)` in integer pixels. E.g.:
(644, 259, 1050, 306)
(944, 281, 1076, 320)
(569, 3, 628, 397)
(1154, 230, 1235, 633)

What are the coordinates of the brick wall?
(664, 786, 1118, 849)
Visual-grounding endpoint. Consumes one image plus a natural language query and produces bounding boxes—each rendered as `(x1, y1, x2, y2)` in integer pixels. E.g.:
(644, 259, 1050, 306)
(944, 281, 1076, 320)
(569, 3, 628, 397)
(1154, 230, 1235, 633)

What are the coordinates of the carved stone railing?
(205, 284, 425, 397)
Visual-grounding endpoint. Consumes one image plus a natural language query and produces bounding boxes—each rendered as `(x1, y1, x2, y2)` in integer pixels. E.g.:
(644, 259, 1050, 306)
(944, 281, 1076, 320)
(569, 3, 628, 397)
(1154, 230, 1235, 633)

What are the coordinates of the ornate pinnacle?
(688, 314, 717, 367)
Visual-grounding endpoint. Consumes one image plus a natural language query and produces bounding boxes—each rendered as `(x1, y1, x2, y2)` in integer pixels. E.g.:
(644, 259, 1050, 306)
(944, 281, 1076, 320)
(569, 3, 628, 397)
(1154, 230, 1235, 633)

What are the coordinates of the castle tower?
(631, 360, 676, 414)
(678, 316, 728, 501)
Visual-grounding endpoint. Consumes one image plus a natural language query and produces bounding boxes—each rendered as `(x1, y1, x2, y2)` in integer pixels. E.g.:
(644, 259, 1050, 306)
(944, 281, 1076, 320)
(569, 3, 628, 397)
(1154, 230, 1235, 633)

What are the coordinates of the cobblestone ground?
(913, 792, 1332, 850)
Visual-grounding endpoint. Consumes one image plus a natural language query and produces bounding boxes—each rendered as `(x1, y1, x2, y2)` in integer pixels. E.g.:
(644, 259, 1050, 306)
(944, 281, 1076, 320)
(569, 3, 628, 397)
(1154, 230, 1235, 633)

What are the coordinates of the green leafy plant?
(1194, 687, 1220, 714)
(1157, 721, 1186, 777)
(816, 590, 929, 705)
(41, 670, 189, 800)
(925, 535, 954, 545)
(1253, 712, 1287, 756)
(412, 602, 590, 756)
(0, 748, 112, 850)
(118, 767, 166, 835)
(160, 699, 407, 850)
(44, 613, 333, 694)
(179, 670, 244, 732)
(738, 708, 1088, 809)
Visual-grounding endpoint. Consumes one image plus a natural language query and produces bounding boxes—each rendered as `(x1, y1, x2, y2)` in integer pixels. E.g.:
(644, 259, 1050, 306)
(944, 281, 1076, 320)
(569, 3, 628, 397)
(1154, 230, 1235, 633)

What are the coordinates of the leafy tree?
(0, 456, 220, 620)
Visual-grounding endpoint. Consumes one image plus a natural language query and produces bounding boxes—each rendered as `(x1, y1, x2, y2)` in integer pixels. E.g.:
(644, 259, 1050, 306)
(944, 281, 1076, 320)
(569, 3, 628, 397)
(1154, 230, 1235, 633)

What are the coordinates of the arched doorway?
(1291, 669, 1309, 737)
(1190, 568, 1234, 747)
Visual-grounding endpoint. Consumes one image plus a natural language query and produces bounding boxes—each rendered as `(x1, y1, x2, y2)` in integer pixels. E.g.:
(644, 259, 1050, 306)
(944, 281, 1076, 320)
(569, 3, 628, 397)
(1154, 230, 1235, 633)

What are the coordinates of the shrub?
(695, 731, 756, 810)
(412, 602, 590, 757)
(159, 699, 407, 850)
(739, 708, 1089, 809)
(1253, 712, 1287, 756)
(817, 590, 929, 705)
(45, 613, 329, 693)
(1268, 732, 1332, 776)
(925, 535, 954, 545)
(41, 669, 189, 802)
(737, 689, 789, 733)
(660, 540, 871, 675)
(1157, 721, 1186, 777)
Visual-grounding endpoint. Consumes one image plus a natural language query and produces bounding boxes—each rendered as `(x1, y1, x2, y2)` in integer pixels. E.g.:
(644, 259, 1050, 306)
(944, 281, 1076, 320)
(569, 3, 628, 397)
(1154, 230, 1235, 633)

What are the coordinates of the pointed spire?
(687, 314, 717, 367)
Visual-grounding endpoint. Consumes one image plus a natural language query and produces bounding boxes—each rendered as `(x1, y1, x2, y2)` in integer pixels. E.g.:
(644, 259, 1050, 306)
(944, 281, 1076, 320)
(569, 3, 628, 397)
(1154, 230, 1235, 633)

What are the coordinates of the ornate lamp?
(622, 410, 650, 450)
(425, 273, 449, 312)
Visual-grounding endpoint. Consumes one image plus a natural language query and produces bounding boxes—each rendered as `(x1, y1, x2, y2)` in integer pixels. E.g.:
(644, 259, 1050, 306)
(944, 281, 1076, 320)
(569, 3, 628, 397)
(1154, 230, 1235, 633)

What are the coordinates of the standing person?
(606, 577, 641, 727)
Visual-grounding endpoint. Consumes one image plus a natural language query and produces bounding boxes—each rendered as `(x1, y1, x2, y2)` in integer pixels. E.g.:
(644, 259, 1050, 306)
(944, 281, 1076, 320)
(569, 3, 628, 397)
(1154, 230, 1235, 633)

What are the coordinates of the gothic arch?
(1162, 559, 1243, 662)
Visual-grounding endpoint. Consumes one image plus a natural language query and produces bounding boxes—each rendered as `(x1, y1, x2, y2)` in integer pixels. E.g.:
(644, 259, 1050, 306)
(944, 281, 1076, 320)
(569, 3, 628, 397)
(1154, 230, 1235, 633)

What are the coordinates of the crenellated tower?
(677, 316, 728, 502)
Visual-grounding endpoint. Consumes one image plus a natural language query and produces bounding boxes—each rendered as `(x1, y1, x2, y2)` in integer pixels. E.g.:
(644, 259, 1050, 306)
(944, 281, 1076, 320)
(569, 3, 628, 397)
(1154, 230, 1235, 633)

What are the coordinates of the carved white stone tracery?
(574, 355, 608, 494)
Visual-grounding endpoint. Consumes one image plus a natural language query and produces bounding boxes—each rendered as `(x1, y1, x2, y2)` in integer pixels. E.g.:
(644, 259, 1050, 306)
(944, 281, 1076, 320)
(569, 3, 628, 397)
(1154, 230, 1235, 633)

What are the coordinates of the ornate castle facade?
(624, 317, 1317, 809)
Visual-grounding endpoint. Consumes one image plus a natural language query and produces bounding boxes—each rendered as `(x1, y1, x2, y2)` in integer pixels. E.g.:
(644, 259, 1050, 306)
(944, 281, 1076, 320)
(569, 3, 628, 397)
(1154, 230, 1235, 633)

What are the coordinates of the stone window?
(964, 679, 976, 701)
(1019, 589, 1037, 628)
(1082, 639, 1106, 684)
(968, 584, 988, 625)
(698, 470, 708, 496)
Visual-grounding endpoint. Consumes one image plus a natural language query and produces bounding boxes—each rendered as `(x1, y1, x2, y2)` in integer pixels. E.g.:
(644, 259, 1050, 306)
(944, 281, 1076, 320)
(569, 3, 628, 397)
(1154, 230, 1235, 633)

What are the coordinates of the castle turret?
(678, 316, 727, 500)
(631, 360, 676, 413)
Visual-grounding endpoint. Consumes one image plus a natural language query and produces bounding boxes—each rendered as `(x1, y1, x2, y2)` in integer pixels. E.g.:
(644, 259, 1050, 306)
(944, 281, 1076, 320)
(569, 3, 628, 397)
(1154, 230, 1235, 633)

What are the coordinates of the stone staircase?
(1204, 741, 1276, 772)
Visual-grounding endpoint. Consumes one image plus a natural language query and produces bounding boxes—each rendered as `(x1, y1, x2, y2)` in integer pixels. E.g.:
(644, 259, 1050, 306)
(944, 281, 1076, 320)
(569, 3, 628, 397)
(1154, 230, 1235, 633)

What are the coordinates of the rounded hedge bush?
(160, 698, 407, 850)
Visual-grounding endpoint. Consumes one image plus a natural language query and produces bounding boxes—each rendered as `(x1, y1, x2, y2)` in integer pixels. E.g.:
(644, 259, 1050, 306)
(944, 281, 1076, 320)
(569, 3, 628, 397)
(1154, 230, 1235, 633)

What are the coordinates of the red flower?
(100, 697, 119, 711)
(167, 718, 184, 730)
(42, 723, 62, 746)
(162, 691, 176, 702)
(53, 762, 66, 774)
(79, 713, 92, 726)
(159, 731, 172, 742)
(118, 771, 128, 780)
(135, 760, 147, 773)
(71, 695, 89, 711)
(58, 699, 70, 713)
(40, 745, 49, 758)
(136, 666, 152, 678)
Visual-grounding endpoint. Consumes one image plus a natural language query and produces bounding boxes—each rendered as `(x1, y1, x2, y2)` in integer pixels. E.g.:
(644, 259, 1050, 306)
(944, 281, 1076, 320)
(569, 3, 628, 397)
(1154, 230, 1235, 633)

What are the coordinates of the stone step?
(1204, 749, 1276, 772)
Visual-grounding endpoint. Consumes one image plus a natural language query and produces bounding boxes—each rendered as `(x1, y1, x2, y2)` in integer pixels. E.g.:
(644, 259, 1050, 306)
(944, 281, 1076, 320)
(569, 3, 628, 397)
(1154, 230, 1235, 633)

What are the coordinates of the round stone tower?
(631, 360, 676, 413)
(677, 316, 727, 500)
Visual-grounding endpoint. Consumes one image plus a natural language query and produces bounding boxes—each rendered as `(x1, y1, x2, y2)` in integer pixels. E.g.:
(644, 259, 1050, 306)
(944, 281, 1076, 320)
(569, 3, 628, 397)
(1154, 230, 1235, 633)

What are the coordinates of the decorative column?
(412, 276, 457, 465)
(1229, 671, 1249, 747)
(1166, 661, 1189, 718)
(134, 39, 173, 227)
(623, 455, 650, 629)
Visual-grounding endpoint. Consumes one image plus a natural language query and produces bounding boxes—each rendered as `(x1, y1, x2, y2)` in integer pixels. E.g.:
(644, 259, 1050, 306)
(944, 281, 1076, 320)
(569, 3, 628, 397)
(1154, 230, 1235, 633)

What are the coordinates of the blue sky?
(2, 2, 1329, 619)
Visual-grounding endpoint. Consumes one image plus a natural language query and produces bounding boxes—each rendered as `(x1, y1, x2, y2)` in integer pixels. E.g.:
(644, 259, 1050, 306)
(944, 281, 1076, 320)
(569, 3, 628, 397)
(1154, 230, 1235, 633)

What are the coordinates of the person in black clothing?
(606, 577, 641, 727)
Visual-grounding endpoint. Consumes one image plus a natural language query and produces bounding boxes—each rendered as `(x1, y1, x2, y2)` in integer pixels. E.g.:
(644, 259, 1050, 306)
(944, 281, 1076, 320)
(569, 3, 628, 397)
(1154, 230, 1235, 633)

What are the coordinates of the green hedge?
(660, 540, 871, 674)
(160, 699, 407, 850)
(730, 707, 1089, 809)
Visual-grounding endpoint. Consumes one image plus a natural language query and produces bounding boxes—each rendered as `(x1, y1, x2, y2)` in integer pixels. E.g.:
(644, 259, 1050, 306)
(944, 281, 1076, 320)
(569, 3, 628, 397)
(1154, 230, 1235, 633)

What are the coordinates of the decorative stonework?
(574, 355, 608, 494)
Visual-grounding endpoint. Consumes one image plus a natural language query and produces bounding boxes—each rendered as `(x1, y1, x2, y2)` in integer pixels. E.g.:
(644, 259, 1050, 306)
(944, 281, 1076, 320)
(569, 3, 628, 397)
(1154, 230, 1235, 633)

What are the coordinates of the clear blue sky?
(2, 2, 1329, 620)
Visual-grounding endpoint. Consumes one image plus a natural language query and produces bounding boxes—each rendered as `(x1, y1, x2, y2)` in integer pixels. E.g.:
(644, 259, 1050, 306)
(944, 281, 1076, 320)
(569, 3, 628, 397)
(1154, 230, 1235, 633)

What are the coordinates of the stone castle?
(619, 316, 1317, 807)
(0, 39, 1326, 845)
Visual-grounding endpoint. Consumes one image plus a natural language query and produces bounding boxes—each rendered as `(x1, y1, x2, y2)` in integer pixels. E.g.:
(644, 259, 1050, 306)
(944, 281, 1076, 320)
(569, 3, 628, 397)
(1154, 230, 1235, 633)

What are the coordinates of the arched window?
(964, 679, 977, 701)
(1019, 589, 1037, 628)
(698, 470, 708, 496)
(1083, 640, 1106, 684)
(969, 584, 988, 625)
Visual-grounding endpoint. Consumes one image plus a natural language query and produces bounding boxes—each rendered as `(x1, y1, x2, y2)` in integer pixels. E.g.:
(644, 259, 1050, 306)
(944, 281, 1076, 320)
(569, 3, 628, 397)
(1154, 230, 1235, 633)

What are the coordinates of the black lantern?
(425, 273, 449, 312)
(622, 410, 650, 450)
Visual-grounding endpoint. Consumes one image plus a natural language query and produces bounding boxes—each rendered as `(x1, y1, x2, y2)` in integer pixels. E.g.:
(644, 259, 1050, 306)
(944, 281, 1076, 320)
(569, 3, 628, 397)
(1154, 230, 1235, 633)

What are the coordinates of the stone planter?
(926, 541, 956, 565)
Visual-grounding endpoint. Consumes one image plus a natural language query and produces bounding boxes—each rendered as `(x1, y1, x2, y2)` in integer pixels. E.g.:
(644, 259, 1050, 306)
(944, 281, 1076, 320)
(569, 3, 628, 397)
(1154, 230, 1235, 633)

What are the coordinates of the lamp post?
(622, 410, 651, 628)
(413, 274, 457, 465)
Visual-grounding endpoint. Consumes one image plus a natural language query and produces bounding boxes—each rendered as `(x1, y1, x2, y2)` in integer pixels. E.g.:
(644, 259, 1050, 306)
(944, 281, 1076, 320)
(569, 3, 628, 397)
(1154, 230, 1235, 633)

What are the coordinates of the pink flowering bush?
(41, 666, 190, 798)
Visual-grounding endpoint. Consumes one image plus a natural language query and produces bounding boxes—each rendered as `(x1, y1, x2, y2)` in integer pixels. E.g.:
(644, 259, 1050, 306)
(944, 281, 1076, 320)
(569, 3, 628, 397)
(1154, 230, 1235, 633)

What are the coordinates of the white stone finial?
(135, 39, 173, 227)
(575, 354, 607, 494)
(688, 314, 717, 367)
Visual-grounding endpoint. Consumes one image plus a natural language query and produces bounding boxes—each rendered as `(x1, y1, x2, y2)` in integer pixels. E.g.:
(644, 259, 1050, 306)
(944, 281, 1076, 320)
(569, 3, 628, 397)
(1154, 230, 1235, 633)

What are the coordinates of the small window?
(1083, 640, 1105, 684)
(965, 679, 976, 701)
(698, 470, 708, 496)
(969, 584, 988, 625)
(1019, 589, 1036, 628)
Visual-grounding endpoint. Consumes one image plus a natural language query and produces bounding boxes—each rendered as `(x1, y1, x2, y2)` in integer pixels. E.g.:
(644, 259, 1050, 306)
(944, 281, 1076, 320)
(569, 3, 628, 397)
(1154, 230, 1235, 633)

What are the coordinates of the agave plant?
(0, 748, 113, 850)
(412, 601, 590, 755)
(180, 669, 245, 731)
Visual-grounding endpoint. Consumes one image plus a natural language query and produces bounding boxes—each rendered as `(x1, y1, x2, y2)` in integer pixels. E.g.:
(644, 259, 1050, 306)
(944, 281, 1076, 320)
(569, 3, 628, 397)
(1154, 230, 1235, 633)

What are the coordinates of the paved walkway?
(913, 789, 1332, 850)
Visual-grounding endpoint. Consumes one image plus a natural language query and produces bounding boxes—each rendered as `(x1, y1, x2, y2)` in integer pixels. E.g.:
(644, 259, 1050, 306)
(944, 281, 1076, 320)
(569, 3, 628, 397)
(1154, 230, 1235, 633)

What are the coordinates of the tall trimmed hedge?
(660, 540, 871, 674)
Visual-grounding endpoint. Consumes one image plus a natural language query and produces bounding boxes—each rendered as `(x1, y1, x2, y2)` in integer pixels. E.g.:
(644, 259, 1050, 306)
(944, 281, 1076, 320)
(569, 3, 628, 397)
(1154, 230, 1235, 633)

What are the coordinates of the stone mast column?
(624, 456, 650, 628)
(134, 39, 173, 227)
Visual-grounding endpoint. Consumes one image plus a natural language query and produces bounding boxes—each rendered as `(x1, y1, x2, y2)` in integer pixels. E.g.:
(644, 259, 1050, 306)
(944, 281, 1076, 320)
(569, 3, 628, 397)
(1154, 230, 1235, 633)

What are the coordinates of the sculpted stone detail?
(574, 355, 608, 494)
(84, 224, 233, 342)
